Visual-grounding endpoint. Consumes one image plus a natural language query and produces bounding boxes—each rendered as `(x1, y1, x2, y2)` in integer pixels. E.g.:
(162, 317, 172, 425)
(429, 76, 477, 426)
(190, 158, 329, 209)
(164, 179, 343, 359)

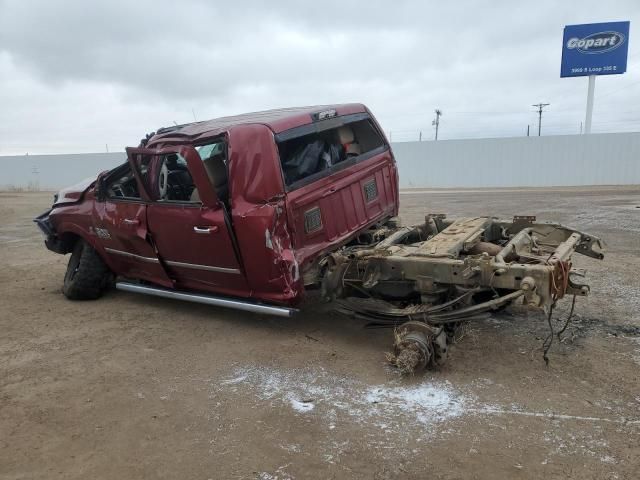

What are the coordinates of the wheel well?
(58, 232, 82, 254)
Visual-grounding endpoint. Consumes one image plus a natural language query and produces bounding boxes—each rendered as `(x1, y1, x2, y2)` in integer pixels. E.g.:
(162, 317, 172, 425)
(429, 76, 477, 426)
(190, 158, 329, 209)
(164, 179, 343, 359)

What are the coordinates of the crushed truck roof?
(148, 103, 368, 146)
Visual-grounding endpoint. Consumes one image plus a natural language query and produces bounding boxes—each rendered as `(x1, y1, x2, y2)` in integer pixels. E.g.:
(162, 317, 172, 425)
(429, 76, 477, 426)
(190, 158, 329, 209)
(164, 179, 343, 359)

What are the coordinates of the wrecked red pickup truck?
(35, 104, 604, 372)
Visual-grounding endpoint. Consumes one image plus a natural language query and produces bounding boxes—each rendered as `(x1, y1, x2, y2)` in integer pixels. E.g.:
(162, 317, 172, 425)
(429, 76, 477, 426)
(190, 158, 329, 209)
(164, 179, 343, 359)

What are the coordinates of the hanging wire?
(542, 293, 578, 365)
(556, 294, 578, 341)
(542, 302, 555, 366)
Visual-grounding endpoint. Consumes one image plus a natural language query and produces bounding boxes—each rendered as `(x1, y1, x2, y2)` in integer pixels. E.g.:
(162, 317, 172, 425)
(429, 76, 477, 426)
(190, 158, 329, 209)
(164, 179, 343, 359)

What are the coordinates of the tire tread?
(63, 240, 109, 300)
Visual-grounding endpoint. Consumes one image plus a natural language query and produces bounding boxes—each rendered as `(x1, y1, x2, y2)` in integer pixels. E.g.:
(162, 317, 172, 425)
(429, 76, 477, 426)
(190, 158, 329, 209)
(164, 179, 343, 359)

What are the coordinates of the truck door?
(128, 144, 250, 296)
(97, 156, 173, 287)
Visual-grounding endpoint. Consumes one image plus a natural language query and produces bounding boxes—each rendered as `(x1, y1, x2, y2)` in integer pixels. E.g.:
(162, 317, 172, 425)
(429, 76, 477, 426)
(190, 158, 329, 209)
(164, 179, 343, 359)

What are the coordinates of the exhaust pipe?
(116, 282, 298, 318)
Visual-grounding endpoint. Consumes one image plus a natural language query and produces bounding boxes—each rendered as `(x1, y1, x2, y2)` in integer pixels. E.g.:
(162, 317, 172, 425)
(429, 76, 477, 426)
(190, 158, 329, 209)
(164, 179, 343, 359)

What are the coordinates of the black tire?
(63, 240, 110, 300)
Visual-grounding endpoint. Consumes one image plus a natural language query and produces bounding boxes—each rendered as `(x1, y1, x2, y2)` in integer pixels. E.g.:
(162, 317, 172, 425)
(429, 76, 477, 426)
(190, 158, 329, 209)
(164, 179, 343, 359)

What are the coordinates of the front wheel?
(63, 240, 110, 300)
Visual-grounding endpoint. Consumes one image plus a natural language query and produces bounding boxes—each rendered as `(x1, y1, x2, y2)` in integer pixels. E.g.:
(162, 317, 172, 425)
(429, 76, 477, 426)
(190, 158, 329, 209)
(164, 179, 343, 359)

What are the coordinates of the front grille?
(304, 207, 322, 233)
(363, 179, 378, 202)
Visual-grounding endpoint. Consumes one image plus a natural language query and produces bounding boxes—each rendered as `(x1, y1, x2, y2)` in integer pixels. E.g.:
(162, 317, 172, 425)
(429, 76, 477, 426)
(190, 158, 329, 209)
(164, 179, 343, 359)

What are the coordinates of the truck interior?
(277, 117, 386, 189)
(156, 144, 229, 206)
(157, 153, 195, 202)
(190, 141, 228, 205)
(105, 164, 142, 199)
(105, 141, 229, 206)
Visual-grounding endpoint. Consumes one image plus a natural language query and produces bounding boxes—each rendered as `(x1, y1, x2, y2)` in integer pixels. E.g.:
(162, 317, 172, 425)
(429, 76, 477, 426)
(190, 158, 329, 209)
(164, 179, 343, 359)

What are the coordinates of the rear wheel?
(63, 240, 110, 300)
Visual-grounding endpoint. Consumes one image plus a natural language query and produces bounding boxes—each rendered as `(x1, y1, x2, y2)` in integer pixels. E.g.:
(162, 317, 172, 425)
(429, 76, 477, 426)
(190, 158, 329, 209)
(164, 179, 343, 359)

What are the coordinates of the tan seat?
(337, 126, 361, 157)
(190, 153, 228, 202)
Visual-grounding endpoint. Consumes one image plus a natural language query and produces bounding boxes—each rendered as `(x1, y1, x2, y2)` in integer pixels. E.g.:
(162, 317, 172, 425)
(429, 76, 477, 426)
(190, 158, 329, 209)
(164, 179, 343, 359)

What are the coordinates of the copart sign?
(560, 21, 630, 77)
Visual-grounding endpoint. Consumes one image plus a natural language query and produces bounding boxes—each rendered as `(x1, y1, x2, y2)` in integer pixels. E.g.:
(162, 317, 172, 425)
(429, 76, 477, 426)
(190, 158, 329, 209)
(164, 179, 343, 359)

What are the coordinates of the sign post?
(560, 21, 630, 134)
(584, 75, 596, 134)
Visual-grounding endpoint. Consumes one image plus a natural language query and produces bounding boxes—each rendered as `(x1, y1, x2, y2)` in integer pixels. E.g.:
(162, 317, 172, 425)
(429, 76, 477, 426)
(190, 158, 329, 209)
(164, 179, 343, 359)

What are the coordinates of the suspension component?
(388, 321, 448, 374)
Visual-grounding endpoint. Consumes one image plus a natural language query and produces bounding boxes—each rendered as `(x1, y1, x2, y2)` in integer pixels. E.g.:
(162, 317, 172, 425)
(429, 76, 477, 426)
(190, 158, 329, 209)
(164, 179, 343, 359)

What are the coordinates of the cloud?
(0, 0, 639, 153)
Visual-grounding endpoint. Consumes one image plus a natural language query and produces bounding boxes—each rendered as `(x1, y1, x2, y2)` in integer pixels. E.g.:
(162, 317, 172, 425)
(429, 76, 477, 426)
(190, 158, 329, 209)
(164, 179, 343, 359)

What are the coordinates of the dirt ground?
(1, 187, 639, 480)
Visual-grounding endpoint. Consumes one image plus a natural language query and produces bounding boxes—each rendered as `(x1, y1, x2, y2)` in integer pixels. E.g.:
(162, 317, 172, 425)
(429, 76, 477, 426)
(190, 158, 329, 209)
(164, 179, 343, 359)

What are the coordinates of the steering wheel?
(158, 160, 169, 200)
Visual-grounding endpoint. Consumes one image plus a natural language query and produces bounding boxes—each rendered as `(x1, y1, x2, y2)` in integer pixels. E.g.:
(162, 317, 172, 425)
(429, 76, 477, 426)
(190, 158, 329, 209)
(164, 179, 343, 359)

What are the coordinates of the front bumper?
(34, 209, 65, 254)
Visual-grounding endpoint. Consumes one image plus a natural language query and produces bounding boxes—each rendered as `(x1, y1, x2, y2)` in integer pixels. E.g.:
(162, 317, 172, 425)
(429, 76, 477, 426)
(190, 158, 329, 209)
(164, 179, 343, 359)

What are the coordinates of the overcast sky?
(1, 0, 639, 155)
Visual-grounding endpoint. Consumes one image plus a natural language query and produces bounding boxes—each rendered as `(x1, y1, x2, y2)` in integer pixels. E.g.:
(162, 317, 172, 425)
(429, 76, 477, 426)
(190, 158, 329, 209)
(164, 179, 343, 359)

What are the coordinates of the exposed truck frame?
(317, 214, 603, 372)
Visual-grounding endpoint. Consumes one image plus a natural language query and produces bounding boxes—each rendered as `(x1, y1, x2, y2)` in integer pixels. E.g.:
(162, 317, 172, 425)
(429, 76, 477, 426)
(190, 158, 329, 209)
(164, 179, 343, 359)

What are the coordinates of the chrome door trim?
(105, 247, 159, 264)
(104, 248, 241, 274)
(165, 260, 241, 275)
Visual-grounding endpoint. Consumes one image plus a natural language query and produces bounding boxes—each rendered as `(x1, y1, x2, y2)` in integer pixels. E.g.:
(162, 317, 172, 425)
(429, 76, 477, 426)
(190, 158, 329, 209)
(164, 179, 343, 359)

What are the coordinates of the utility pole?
(532, 103, 550, 136)
(527, 125, 530, 137)
(432, 109, 442, 140)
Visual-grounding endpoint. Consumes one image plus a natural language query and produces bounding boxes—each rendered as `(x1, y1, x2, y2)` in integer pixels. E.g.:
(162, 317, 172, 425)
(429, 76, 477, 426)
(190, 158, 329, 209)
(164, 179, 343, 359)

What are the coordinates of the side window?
(105, 163, 142, 199)
(277, 117, 386, 188)
(107, 155, 157, 201)
(111, 143, 230, 204)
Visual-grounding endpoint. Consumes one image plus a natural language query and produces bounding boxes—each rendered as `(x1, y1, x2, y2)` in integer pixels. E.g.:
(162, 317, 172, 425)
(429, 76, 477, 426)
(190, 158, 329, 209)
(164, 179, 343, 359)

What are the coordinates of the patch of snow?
(364, 381, 465, 424)
(220, 374, 248, 385)
(289, 398, 314, 412)
(214, 365, 632, 463)
(257, 464, 293, 480)
(217, 366, 469, 439)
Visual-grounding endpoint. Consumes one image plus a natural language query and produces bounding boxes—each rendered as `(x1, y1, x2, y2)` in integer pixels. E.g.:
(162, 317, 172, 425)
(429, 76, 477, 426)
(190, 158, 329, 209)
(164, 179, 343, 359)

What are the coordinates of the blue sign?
(561, 21, 630, 77)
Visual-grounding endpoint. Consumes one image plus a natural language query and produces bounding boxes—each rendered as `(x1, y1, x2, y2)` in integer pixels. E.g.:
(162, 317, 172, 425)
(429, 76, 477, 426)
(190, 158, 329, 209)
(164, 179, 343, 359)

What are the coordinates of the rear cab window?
(276, 113, 387, 190)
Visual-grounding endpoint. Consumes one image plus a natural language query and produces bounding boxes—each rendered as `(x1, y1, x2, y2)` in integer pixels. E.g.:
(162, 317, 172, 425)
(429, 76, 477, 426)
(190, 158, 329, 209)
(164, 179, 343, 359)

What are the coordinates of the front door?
(129, 144, 249, 297)
(97, 160, 173, 287)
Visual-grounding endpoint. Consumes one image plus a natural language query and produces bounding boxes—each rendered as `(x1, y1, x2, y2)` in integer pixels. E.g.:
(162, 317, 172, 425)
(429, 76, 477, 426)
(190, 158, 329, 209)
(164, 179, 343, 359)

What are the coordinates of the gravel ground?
(1, 187, 639, 480)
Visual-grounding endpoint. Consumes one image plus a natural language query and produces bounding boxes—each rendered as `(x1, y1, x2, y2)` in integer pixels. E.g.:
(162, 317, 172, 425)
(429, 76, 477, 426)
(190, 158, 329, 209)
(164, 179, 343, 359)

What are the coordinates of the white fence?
(1, 152, 125, 191)
(1, 132, 639, 190)
(392, 132, 640, 188)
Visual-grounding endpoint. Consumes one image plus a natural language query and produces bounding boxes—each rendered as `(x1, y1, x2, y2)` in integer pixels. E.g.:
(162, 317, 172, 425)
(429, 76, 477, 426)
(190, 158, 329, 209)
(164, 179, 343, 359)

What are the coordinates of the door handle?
(193, 226, 219, 234)
(124, 218, 140, 225)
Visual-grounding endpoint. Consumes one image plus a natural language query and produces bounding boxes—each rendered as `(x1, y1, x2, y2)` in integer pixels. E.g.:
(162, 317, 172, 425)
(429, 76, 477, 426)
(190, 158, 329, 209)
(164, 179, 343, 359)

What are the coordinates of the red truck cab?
(37, 104, 399, 308)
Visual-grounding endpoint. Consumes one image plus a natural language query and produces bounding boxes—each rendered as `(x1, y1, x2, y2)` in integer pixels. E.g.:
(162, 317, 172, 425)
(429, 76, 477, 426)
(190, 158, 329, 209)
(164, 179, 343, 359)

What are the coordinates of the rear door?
(277, 113, 399, 262)
(130, 145, 250, 296)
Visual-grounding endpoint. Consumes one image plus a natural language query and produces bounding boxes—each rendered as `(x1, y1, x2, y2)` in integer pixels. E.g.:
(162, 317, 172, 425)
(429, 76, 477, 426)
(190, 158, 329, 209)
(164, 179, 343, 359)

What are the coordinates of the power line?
(597, 78, 640, 100)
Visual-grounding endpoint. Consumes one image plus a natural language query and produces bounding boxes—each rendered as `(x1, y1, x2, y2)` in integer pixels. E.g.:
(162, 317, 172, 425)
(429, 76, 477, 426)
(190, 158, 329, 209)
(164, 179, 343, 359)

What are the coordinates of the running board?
(116, 282, 298, 318)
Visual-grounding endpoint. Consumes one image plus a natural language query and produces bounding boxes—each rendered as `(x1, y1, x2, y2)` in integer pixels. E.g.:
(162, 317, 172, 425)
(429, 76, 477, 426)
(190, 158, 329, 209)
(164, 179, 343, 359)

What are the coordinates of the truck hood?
(54, 176, 96, 206)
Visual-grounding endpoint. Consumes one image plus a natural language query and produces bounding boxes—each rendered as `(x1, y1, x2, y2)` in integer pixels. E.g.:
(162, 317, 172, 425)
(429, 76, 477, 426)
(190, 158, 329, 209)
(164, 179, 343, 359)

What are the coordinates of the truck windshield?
(277, 116, 386, 189)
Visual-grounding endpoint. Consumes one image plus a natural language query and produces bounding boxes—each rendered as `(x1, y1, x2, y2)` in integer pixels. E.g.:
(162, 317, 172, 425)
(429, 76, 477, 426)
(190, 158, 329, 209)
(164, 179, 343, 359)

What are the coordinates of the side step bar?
(116, 282, 298, 318)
